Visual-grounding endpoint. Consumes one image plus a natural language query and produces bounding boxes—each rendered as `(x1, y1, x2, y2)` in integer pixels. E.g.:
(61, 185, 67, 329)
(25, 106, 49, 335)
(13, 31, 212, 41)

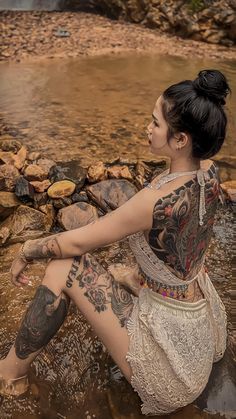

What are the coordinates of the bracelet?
(19, 242, 33, 263)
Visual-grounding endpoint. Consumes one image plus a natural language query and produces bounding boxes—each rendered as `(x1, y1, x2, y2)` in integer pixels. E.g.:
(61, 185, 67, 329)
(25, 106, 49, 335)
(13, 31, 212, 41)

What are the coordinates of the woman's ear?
(174, 132, 190, 150)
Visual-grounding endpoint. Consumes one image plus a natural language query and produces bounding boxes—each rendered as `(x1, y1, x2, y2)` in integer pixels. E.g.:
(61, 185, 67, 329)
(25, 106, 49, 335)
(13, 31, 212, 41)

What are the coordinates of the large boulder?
(57, 202, 98, 230)
(86, 179, 138, 212)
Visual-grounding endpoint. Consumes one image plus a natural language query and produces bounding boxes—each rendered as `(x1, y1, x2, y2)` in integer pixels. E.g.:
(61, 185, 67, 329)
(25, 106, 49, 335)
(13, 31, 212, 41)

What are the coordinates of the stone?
(71, 191, 89, 203)
(27, 151, 41, 161)
(220, 181, 236, 203)
(36, 158, 57, 175)
(47, 180, 76, 198)
(48, 161, 87, 189)
(203, 29, 226, 44)
(86, 179, 138, 212)
(0, 164, 20, 192)
(0, 226, 11, 245)
(30, 179, 52, 193)
(13, 145, 27, 170)
(23, 164, 48, 181)
(0, 204, 53, 244)
(0, 139, 22, 153)
(52, 196, 73, 209)
(87, 161, 107, 183)
(0, 191, 21, 221)
(107, 165, 133, 181)
(33, 192, 48, 209)
(15, 176, 35, 201)
(38, 203, 55, 227)
(57, 202, 98, 230)
(0, 150, 15, 166)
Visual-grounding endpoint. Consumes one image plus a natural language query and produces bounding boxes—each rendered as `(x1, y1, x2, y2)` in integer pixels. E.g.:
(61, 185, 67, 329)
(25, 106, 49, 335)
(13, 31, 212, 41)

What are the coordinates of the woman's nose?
(147, 121, 153, 133)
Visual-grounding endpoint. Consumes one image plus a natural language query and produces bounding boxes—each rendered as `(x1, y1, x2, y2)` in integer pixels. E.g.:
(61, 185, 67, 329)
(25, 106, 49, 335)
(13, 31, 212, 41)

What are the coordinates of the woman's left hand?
(10, 252, 30, 287)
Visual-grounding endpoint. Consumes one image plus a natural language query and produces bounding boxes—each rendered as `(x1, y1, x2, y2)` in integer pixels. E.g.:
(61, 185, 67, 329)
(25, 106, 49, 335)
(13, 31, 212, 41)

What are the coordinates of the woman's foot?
(0, 359, 29, 396)
(0, 374, 29, 396)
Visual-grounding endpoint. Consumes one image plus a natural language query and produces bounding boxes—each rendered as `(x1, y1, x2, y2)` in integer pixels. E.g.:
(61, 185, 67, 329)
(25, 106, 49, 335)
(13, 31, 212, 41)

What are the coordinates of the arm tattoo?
(68, 254, 133, 327)
(23, 234, 63, 260)
(15, 285, 69, 359)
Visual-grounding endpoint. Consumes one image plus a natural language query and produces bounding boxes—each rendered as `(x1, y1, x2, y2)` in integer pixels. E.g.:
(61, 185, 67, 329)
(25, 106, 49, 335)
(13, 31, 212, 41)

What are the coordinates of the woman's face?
(147, 95, 175, 157)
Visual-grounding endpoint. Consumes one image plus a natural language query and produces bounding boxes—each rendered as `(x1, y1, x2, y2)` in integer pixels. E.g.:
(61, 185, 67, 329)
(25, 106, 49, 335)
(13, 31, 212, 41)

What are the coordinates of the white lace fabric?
(126, 269, 227, 415)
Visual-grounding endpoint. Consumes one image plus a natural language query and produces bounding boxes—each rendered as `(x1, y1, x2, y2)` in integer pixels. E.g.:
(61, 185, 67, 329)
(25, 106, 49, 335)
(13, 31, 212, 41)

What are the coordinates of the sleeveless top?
(128, 167, 216, 289)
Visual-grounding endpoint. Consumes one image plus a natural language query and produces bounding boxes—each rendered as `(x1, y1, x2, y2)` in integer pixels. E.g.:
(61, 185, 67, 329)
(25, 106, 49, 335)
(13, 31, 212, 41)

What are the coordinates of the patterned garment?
(126, 268, 227, 416)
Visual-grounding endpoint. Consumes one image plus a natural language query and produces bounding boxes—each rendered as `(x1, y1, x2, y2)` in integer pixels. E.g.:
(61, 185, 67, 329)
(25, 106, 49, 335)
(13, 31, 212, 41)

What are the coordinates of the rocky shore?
(1, 10, 236, 63)
(0, 136, 235, 249)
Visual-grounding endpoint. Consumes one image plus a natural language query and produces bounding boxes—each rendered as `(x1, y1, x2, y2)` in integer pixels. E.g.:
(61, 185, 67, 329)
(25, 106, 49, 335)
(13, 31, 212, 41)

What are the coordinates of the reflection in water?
(0, 54, 235, 174)
(0, 55, 235, 418)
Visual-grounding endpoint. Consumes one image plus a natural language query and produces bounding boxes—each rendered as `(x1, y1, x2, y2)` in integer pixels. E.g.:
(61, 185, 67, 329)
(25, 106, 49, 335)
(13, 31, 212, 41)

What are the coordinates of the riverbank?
(1, 10, 236, 63)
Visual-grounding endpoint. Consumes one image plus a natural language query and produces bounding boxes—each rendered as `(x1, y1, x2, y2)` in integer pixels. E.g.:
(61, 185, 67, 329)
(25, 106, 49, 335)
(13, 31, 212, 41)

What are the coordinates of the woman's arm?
(22, 187, 159, 261)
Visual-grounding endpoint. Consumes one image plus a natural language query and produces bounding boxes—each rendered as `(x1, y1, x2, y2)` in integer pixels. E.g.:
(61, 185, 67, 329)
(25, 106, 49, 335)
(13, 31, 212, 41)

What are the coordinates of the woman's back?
(145, 162, 220, 281)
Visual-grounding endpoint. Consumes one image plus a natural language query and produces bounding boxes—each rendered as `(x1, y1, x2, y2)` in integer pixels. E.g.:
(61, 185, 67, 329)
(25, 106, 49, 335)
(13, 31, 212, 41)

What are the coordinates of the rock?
(52, 196, 73, 209)
(86, 179, 138, 212)
(47, 180, 76, 198)
(0, 164, 20, 192)
(13, 145, 27, 170)
(107, 165, 133, 181)
(38, 203, 55, 227)
(0, 204, 53, 245)
(220, 181, 236, 203)
(33, 192, 48, 209)
(15, 176, 35, 201)
(0, 150, 15, 166)
(87, 161, 107, 183)
(0, 139, 22, 153)
(23, 164, 48, 181)
(27, 151, 41, 161)
(30, 179, 52, 193)
(0, 226, 11, 245)
(48, 161, 87, 190)
(36, 158, 56, 175)
(203, 29, 226, 44)
(71, 191, 89, 203)
(0, 191, 21, 221)
(57, 202, 98, 230)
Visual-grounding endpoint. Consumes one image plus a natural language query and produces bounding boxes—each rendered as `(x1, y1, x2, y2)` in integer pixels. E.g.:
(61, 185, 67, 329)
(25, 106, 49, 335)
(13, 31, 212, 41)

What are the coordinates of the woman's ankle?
(0, 359, 28, 380)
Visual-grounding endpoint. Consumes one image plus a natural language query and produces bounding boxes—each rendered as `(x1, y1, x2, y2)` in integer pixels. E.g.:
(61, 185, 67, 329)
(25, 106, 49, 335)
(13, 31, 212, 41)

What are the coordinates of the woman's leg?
(0, 253, 134, 384)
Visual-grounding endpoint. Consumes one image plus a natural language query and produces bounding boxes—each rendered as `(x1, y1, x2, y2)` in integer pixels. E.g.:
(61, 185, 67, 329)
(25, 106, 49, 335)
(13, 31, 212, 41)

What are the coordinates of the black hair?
(162, 69, 231, 159)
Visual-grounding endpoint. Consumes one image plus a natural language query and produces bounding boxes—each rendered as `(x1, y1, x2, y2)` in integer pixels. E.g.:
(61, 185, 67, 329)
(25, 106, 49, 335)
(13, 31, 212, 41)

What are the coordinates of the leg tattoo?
(15, 285, 69, 360)
(67, 254, 133, 327)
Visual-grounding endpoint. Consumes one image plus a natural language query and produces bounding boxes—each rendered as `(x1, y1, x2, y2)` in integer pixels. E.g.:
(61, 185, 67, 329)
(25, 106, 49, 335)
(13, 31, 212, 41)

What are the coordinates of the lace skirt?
(126, 271, 227, 416)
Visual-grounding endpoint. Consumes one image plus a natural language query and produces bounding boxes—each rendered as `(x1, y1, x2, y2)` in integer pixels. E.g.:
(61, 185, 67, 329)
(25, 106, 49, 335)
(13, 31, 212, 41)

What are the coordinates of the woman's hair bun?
(193, 69, 230, 105)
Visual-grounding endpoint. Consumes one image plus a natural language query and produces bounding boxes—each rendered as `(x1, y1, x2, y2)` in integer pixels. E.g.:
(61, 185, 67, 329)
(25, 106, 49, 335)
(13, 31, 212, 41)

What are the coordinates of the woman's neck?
(169, 158, 201, 174)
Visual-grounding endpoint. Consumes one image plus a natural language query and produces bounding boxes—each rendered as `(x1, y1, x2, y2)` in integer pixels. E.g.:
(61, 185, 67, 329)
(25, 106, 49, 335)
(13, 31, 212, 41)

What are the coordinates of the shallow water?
(0, 54, 235, 176)
(0, 54, 235, 418)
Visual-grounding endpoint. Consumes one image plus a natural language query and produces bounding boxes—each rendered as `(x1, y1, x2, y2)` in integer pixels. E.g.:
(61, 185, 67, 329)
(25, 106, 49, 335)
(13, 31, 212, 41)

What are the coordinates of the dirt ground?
(1, 10, 236, 63)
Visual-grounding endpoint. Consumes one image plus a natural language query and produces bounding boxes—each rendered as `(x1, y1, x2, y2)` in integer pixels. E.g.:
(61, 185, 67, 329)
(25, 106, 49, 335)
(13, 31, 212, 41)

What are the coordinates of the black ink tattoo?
(66, 256, 81, 288)
(75, 253, 133, 327)
(24, 234, 63, 260)
(147, 164, 219, 280)
(15, 285, 69, 359)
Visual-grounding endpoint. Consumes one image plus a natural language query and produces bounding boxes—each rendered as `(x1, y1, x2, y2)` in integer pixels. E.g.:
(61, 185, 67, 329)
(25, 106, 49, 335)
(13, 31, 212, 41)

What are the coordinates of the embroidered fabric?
(126, 269, 227, 415)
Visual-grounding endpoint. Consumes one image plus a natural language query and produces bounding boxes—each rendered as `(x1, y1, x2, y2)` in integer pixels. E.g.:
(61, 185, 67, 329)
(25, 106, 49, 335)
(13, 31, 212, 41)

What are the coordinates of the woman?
(0, 69, 229, 415)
